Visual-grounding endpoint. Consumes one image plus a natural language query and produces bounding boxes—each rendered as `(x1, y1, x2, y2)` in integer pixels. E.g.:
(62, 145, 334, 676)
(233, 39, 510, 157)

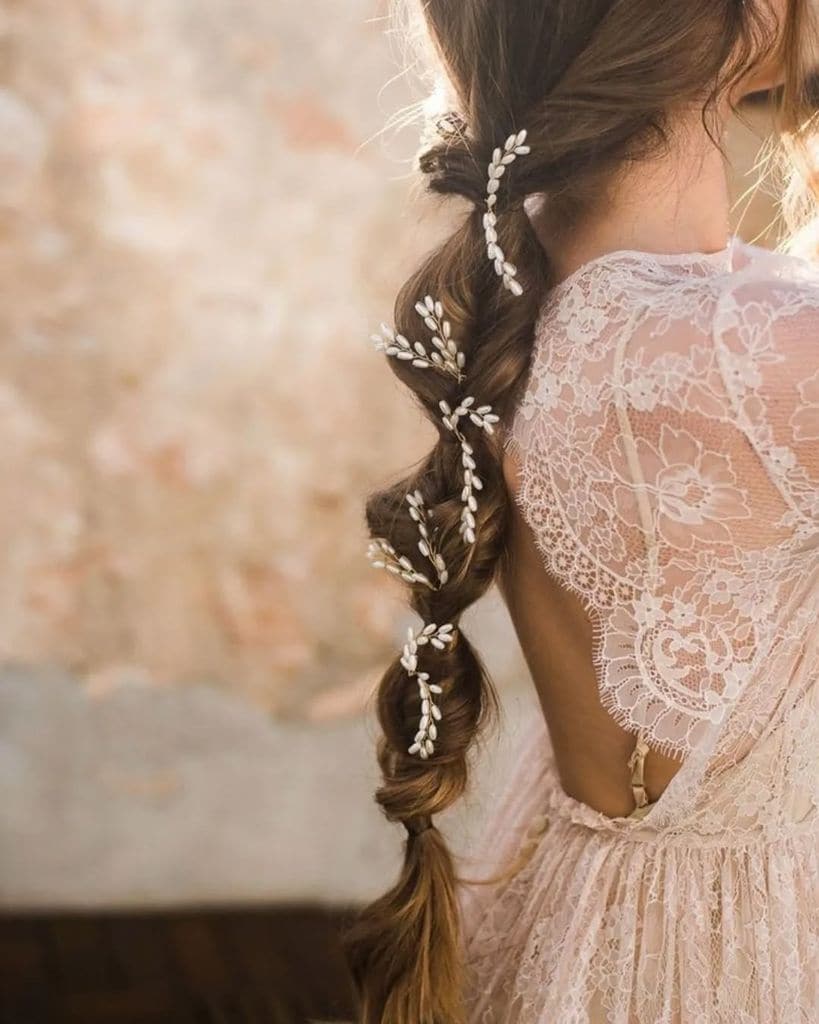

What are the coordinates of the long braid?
(345, 129, 551, 1023)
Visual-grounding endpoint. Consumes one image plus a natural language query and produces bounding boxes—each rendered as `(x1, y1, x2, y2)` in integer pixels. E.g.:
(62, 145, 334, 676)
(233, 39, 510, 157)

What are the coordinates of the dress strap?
(626, 731, 653, 819)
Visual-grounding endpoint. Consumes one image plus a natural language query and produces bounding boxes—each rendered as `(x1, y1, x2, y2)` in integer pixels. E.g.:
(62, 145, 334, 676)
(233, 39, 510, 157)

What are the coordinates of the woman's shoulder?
(533, 234, 819, 368)
(617, 238, 819, 403)
(708, 239, 819, 367)
(719, 236, 819, 300)
(612, 235, 819, 345)
(539, 235, 812, 329)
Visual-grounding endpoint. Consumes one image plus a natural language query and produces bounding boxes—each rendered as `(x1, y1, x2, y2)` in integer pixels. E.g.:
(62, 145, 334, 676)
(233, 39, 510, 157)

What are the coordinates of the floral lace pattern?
(460, 238, 819, 1022)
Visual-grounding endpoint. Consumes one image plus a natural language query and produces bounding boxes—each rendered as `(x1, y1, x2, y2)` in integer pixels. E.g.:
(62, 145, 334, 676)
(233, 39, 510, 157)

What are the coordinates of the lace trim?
(546, 233, 737, 302)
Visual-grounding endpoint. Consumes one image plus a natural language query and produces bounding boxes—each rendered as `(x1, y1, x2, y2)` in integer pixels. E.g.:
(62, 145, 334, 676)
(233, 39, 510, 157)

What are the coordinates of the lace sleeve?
(712, 272, 819, 529)
(509, 266, 819, 759)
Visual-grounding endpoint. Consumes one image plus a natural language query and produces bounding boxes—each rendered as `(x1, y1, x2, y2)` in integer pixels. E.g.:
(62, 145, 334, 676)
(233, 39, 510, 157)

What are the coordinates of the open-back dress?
(458, 235, 819, 1023)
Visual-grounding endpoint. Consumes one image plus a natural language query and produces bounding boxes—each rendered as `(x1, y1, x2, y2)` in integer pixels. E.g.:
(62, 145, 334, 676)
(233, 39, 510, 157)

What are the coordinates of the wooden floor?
(0, 907, 358, 1023)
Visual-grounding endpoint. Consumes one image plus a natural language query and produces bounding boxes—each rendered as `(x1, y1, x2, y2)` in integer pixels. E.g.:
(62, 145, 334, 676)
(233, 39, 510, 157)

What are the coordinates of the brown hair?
(345, 2, 817, 1021)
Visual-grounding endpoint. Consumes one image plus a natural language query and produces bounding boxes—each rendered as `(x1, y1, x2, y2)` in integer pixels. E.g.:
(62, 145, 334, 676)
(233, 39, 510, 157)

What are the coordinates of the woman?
(347, 1, 819, 1021)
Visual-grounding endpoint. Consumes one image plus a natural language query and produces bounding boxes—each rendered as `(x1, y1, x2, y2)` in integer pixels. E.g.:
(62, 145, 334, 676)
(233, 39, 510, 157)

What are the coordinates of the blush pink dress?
(458, 235, 819, 1023)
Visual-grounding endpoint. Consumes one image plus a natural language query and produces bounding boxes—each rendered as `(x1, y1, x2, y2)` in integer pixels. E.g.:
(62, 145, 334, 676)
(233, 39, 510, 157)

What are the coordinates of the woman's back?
(499, 473, 683, 818)
(498, 237, 784, 817)
(461, 235, 819, 1021)
(349, 2, 819, 1021)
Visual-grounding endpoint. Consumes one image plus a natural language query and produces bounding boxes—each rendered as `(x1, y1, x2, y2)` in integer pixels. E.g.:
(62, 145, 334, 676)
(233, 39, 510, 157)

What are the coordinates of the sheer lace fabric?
(459, 237, 819, 1022)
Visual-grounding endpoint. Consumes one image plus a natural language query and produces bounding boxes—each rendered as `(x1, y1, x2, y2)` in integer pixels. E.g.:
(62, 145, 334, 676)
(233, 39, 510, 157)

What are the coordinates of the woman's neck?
(535, 111, 732, 281)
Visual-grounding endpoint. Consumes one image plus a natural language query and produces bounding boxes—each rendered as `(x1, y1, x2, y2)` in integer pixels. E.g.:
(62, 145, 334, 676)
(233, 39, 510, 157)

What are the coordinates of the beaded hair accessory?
(484, 129, 530, 297)
(372, 296, 498, 548)
(368, 128, 528, 759)
(401, 623, 455, 758)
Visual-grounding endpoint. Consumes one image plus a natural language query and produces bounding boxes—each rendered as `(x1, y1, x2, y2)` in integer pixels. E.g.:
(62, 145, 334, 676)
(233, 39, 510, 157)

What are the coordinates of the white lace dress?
(458, 236, 819, 1023)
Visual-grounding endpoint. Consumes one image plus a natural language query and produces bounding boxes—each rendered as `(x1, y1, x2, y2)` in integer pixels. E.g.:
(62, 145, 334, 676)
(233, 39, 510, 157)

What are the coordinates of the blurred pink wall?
(0, 0, 449, 715)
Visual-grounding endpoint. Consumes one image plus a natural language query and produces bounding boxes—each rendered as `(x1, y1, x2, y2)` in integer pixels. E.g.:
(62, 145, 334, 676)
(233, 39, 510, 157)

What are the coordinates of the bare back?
(494, 233, 819, 824)
(501, 447, 682, 818)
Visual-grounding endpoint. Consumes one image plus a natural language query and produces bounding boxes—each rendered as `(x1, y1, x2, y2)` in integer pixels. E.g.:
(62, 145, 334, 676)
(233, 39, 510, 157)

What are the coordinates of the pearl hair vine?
(367, 122, 525, 761)
(401, 623, 456, 759)
(439, 397, 498, 546)
(484, 129, 530, 297)
(371, 294, 499, 548)
(367, 500, 455, 759)
(367, 490, 448, 591)
(372, 295, 464, 382)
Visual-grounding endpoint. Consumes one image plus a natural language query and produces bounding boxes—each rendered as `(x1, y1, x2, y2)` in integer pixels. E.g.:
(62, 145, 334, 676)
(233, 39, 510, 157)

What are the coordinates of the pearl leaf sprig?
(412, 296, 465, 381)
(371, 295, 464, 382)
(439, 397, 499, 545)
(406, 489, 448, 586)
(367, 489, 448, 590)
(484, 129, 530, 297)
(401, 622, 455, 759)
(367, 538, 435, 590)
